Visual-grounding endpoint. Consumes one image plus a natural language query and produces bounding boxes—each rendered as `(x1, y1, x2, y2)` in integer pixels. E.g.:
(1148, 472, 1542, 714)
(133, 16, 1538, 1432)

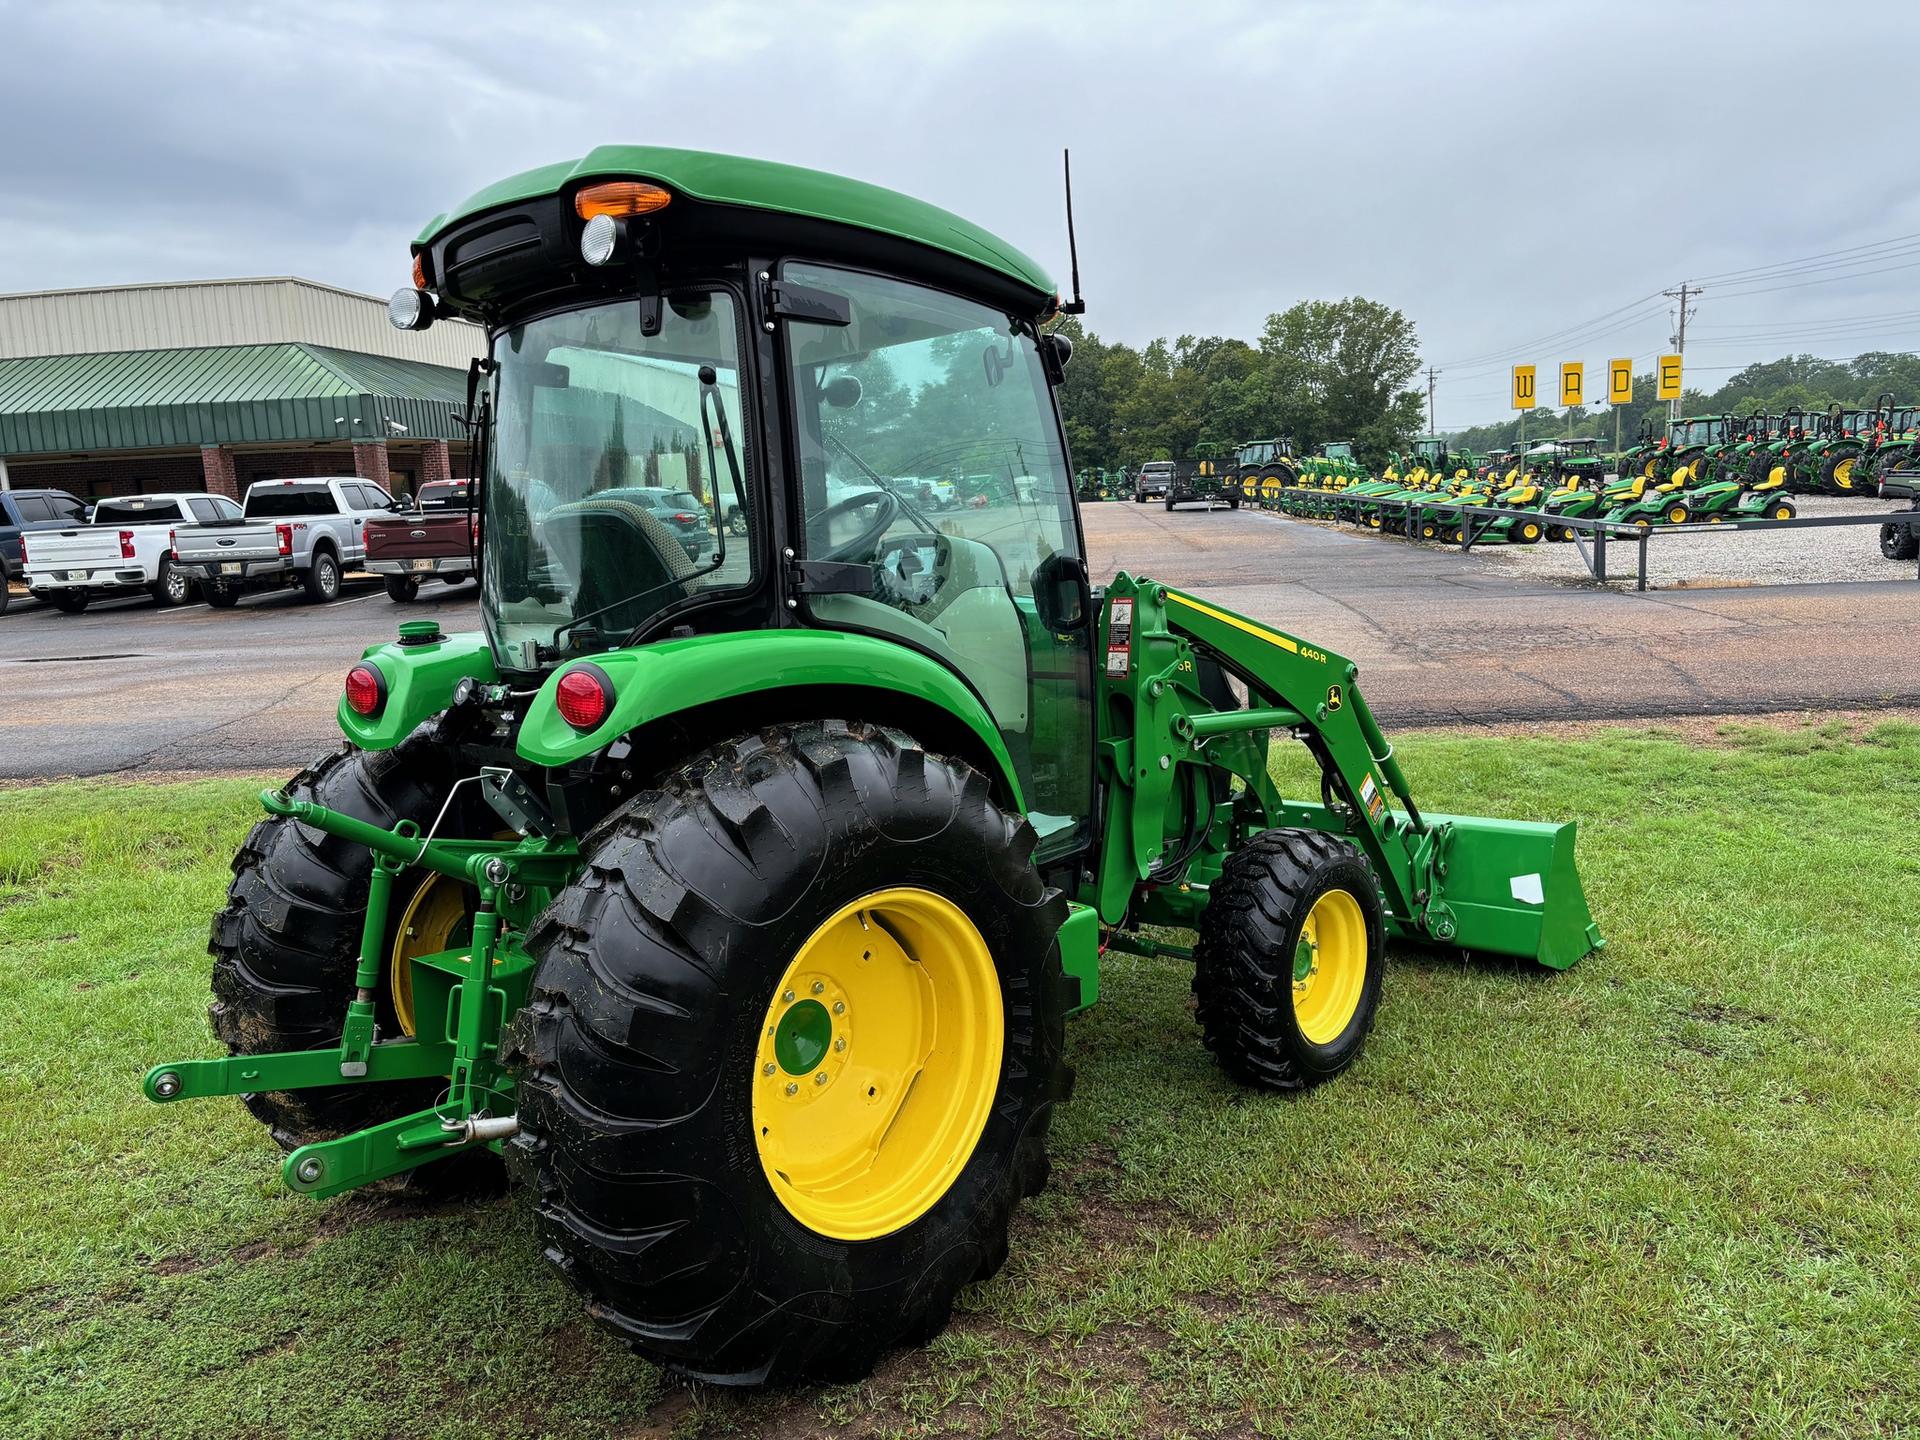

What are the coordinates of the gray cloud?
(3, 0, 1916, 427)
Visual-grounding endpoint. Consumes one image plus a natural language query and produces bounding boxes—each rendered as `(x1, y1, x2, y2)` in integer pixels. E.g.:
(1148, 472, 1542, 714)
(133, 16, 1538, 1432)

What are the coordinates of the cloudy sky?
(3, 0, 1917, 426)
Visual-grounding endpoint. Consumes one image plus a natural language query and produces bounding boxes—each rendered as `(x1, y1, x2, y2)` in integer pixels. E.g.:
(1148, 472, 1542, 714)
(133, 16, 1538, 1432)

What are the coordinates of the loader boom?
(1092, 574, 1602, 970)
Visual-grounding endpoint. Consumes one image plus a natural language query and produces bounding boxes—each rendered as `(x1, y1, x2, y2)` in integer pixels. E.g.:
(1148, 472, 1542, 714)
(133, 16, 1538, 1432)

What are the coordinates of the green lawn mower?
(142, 147, 1603, 1387)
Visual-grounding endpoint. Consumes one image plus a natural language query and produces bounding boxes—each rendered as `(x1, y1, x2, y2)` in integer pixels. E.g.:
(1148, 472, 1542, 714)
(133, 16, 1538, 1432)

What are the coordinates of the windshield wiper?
(825, 434, 937, 532)
(544, 365, 741, 660)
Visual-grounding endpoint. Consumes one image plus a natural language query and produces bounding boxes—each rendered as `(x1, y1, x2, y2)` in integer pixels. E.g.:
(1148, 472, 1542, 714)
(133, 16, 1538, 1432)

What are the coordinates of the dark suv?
(1, 488, 90, 614)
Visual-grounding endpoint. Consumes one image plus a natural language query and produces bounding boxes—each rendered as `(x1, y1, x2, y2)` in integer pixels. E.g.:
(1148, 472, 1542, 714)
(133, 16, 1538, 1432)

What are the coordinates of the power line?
(1687, 231, 1920, 285)
(1710, 256, 1920, 300)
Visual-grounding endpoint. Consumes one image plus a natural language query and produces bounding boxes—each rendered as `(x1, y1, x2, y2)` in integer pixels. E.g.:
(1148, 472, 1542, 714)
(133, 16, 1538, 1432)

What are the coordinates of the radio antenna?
(1058, 148, 1086, 315)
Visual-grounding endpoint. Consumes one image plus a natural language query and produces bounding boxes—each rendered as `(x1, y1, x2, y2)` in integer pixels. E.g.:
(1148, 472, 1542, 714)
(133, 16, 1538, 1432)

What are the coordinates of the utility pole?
(1663, 281, 1700, 423)
(1426, 366, 1438, 433)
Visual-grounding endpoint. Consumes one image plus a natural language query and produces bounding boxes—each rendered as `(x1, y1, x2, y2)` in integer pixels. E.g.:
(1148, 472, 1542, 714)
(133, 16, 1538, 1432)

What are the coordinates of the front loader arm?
(1091, 573, 1602, 970)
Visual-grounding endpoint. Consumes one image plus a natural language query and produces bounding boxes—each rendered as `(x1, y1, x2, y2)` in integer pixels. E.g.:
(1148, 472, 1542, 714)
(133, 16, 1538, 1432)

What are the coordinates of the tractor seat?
(541, 497, 698, 632)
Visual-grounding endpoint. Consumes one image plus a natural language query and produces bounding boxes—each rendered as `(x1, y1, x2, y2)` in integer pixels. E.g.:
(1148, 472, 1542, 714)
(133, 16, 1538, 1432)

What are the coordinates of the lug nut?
(814, 1072, 829, 1085)
(763, 1063, 777, 1076)
(785, 1082, 799, 1096)
(811, 981, 825, 995)
(781, 989, 795, 1003)
(832, 1001, 845, 1015)
(296, 1158, 324, 1183)
(833, 1038, 846, 1052)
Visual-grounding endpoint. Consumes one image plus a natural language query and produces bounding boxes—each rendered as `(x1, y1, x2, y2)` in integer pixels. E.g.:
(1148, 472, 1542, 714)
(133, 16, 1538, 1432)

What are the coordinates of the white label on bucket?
(1510, 873, 1545, 906)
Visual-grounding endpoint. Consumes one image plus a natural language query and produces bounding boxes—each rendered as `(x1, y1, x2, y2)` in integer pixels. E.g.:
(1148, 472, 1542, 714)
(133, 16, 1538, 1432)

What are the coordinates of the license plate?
(411, 558, 435, 572)
(221, 562, 242, 576)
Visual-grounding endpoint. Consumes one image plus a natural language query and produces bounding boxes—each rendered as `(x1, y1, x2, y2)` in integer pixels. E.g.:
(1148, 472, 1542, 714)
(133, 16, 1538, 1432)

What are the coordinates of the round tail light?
(555, 665, 612, 730)
(344, 663, 386, 717)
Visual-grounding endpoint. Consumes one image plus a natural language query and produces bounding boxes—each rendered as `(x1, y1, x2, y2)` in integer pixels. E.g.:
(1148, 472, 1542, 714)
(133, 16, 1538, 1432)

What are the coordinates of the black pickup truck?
(1880, 467, 1920, 561)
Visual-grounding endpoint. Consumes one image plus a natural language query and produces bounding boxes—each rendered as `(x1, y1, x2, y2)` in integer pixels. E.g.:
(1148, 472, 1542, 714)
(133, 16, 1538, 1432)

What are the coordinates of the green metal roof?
(419, 146, 1056, 303)
(0, 343, 467, 456)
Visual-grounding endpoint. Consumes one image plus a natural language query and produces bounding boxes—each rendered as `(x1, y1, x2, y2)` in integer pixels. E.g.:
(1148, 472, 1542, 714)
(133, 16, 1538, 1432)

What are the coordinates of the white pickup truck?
(172, 476, 400, 606)
(24, 492, 240, 613)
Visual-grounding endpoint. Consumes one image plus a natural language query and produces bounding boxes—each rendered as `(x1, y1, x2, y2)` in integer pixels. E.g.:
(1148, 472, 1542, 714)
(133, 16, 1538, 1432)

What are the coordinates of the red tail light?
(168, 528, 177, 560)
(672, 512, 697, 523)
(469, 512, 480, 549)
(344, 664, 386, 717)
(119, 529, 136, 560)
(276, 523, 294, 557)
(555, 666, 612, 730)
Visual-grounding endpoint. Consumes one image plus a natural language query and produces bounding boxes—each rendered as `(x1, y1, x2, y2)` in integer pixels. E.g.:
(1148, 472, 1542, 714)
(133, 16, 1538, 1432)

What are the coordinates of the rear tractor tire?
(207, 735, 503, 1197)
(503, 720, 1073, 1385)
(1192, 828, 1384, 1090)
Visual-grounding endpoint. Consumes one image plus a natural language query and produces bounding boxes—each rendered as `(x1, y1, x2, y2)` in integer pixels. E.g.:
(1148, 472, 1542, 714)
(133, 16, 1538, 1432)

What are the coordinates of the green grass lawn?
(3, 718, 1918, 1439)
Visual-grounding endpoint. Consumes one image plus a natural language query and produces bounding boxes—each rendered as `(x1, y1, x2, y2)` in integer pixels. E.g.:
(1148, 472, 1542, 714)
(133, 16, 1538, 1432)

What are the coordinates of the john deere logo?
(1326, 685, 1343, 711)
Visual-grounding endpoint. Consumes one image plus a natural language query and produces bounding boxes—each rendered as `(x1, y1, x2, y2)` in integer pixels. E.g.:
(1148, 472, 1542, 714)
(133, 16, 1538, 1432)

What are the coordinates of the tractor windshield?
(482, 293, 756, 667)
(781, 262, 1094, 856)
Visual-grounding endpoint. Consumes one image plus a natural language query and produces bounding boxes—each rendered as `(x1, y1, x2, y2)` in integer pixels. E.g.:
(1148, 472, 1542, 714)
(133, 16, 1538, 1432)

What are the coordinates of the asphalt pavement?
(2, 506, 1916, 780)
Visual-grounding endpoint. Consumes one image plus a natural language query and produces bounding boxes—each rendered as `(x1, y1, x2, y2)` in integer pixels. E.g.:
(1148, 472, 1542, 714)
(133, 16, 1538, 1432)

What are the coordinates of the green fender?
(336, 631, 498, 749)
(516, 629, 1026, 807)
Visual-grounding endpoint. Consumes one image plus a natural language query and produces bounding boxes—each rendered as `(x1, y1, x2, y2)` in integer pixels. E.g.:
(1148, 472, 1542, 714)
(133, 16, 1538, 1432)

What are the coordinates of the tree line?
(1048, 299, 1425, 472)
(1442, 351, 1920, 456)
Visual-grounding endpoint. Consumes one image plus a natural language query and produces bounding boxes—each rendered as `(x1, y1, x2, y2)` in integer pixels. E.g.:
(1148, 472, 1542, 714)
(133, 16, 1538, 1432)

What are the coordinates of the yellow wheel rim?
(388, 872, 476, 1037)
(1291, 889, 1368, 1045)
(1834, 457, 1854, 487)
(752, 887, 1002, 1241)
(1668, 506, 1688, 524)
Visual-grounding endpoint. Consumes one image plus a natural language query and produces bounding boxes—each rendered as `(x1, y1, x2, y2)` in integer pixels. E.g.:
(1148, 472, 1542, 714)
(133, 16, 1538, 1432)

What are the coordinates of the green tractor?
(1669, 413, 1796, 525)
(1235, 436, 1300, 506)
(144, 147, 1603, 1386)
(1167, 441, 1243, 511)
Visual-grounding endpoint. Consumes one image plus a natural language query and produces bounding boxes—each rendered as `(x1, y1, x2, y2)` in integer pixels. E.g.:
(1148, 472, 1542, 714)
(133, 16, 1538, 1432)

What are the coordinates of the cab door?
(779, 262, 1096, 861)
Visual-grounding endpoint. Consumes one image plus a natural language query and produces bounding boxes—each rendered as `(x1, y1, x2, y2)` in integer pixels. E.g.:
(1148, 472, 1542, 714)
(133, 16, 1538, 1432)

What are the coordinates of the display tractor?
(1166, 442, 1243, 510)
(143, 147, 1603, 1387)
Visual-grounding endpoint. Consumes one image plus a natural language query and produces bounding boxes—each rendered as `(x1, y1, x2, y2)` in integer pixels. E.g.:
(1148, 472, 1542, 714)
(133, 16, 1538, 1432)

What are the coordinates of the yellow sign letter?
(1512, 365, 1537, 410)
(1657, 354, 1684, 401)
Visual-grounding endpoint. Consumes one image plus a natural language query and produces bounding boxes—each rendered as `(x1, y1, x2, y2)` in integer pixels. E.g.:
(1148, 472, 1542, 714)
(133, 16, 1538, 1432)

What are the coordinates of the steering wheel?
(809, 488, 901, 562)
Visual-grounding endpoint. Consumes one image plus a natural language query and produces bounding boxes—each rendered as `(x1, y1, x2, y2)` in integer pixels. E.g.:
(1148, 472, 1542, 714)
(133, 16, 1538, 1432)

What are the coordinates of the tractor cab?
(399, 150, 1097, 858)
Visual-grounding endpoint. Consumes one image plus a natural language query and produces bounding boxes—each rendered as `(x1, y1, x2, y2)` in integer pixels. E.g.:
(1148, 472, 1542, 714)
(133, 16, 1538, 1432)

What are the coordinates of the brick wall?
(6, 453, 207, 502)
(200, 445, 239, 499)
(4, 442, 465, 503)
(421, 440, 452, 487)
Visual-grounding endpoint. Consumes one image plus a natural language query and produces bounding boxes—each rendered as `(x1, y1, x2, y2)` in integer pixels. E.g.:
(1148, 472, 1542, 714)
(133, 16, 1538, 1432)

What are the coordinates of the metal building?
(0, 278, 485, 502)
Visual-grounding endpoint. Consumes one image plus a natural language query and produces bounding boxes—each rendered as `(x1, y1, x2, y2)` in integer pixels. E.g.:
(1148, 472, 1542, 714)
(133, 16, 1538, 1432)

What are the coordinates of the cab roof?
(418, 146, 1056, 306)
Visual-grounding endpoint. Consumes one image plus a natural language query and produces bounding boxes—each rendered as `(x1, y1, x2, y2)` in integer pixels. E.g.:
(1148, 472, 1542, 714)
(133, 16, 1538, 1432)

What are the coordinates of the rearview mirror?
(1031, 551, 1090, 633)
(823, 375, 863, 409)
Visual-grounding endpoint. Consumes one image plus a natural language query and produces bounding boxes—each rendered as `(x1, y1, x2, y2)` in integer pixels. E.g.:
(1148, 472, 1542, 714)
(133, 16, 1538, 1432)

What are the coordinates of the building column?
(420, 439, 453, 487)
(200, 444, 239, 499)
(352, 440, 391, 488)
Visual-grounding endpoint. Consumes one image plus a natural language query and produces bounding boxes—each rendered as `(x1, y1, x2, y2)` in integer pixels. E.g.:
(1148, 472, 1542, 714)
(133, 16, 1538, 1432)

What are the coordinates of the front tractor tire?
(207, 736, 501, 1195)
(504, 720, 1072, 1385)
(1192, 828, 1384, 1090)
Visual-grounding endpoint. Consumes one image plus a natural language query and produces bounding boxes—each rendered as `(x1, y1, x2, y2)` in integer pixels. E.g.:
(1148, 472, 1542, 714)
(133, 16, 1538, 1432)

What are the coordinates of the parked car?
(24, 492, 236, 613)
(171, 477, 399, 605)
(0, 488, 90, 614)
(594, 486, 718, 563)
(1134, 461, 1174, 502)
(365, 500, 477, 601)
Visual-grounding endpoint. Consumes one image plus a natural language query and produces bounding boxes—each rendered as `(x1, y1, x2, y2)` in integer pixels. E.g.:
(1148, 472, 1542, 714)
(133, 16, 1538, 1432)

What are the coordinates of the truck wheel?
(201, 580, 241, 608)
(504, 720, 1072, 1385)
(384, 575, 420, 603)
(1882, 510, 1920, 561)
(151, 557, 192, 606)
(50, 590, 89, 614)
(1193, 828, 1383, 1090)
(207, 737, 501, 1195)
(304, 549, 341, 602)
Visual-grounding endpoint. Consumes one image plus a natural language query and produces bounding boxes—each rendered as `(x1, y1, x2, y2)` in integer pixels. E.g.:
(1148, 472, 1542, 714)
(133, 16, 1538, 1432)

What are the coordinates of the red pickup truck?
(363, 479, 477, 601)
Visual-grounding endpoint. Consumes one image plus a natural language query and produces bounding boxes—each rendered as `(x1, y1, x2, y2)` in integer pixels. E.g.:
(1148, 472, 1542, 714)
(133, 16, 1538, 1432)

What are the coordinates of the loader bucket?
(1425, 812, 1603, 971)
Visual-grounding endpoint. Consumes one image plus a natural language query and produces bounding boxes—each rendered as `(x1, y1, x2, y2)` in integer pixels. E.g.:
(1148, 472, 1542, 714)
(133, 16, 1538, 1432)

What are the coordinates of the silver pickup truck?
(172, 476, 400, 605)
